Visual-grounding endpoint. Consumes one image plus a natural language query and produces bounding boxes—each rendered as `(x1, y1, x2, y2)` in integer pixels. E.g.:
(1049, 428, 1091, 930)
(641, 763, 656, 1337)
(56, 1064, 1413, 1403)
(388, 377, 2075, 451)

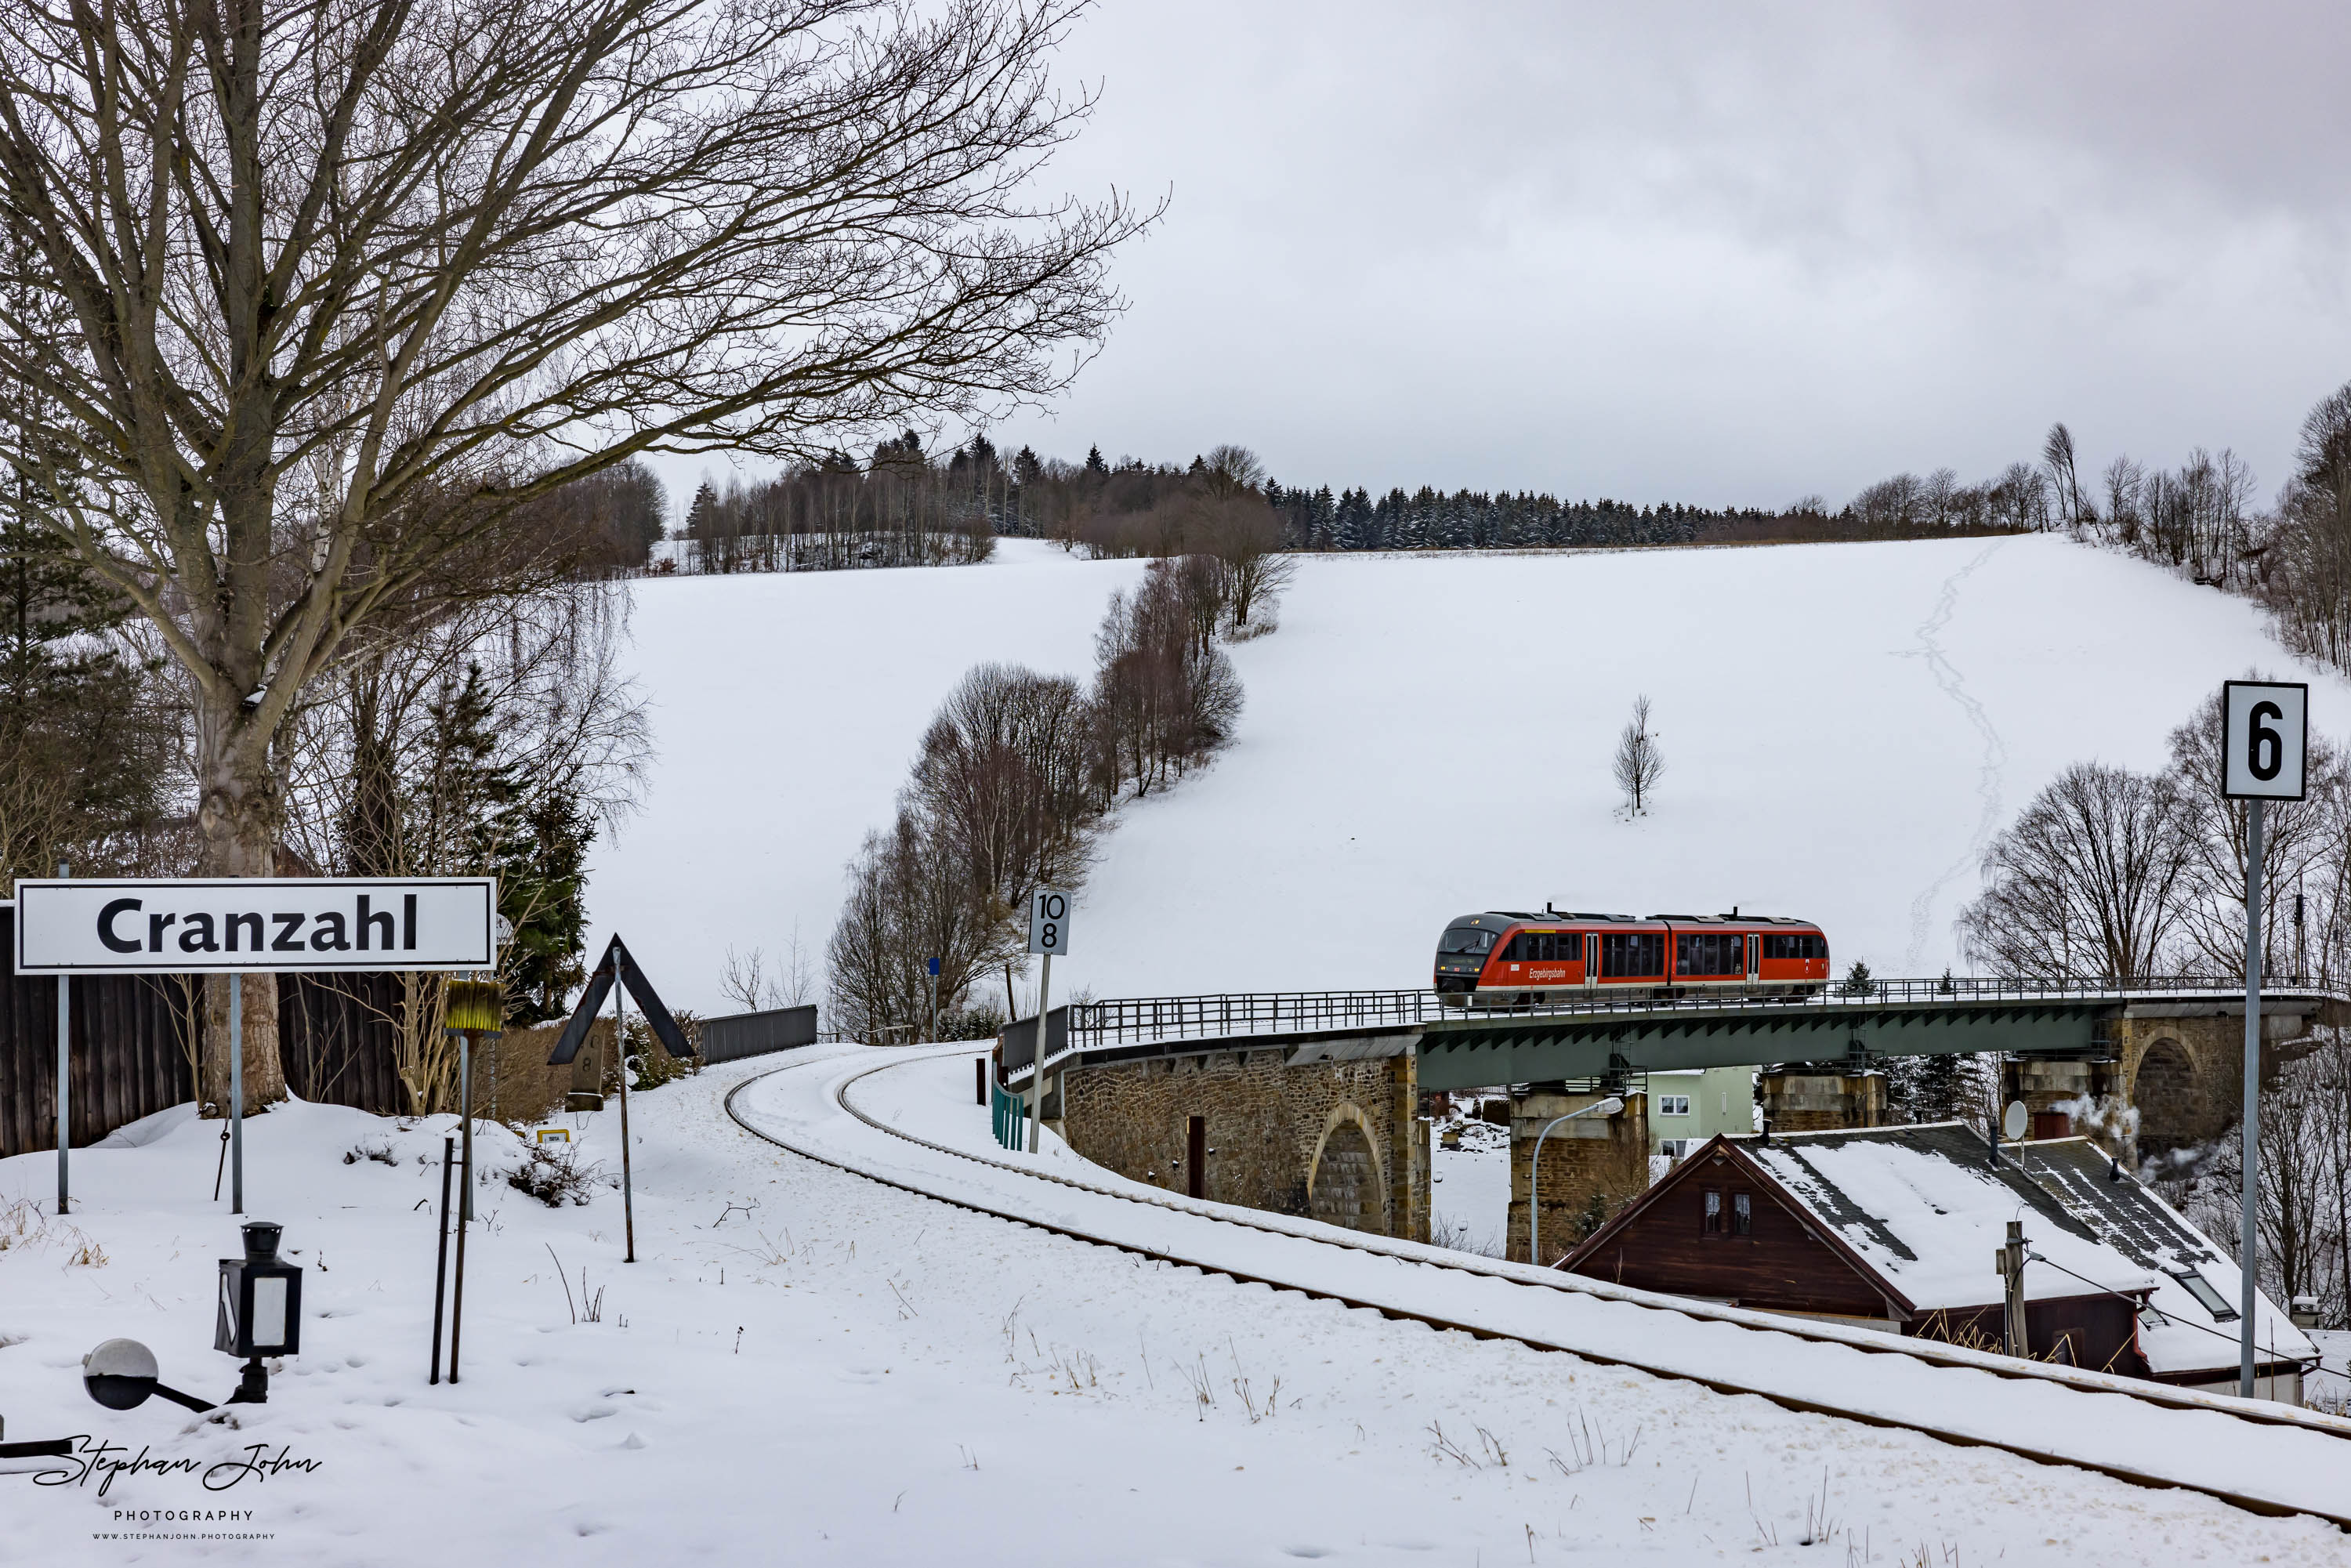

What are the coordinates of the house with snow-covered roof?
(1559, 1121, 2319, 1403)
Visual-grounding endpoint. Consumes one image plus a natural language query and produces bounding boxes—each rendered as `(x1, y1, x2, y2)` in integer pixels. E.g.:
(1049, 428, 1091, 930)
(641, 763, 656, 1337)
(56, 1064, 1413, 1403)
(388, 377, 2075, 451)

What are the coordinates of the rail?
(1066, 974, 2345, 1053)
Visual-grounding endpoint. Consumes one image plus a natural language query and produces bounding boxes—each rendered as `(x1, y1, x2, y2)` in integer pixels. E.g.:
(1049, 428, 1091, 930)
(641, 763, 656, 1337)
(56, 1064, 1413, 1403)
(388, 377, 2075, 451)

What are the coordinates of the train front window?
(1440, 925, 1496, 957)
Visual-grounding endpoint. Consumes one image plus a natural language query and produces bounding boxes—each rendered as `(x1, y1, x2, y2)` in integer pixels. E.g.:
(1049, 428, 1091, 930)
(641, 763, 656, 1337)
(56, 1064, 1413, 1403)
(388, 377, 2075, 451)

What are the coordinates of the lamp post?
(213, 1221, 303, 1403)
(1528, 1095, 1624, 1268)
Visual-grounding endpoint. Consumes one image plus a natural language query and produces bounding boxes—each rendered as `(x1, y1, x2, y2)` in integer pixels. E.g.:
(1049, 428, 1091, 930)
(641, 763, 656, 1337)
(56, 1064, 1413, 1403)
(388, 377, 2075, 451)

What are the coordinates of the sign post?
(1024, 891, 1071, 1155)
(542, 935, 697, 1264)
(55, 861, 69, 1215)
(927, 956, 940, 1044)
(2220, 679, 2308, 1398)
(230, 974, 243, 1215)
(15, 877, 498, 1218)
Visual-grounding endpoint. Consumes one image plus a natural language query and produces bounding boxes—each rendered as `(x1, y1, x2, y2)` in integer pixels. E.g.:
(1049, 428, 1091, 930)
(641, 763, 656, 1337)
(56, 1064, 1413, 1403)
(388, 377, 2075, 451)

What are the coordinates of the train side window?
(1733, 1193, 1753, 1235)
(1702, 1190, 1722, 1235)
(1605, 932, 1665, 977)
(1538, 934, 1556, 962)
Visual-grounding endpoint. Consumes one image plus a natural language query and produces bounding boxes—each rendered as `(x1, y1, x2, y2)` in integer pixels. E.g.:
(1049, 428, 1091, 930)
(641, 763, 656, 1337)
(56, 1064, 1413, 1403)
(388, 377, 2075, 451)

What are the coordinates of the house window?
(1702, 1190, 1722, 1234)
(1658, 1095, 1690, 1117)
(2171, 1269, 2239, 1322)
(1732, 1193, 1752, 1235)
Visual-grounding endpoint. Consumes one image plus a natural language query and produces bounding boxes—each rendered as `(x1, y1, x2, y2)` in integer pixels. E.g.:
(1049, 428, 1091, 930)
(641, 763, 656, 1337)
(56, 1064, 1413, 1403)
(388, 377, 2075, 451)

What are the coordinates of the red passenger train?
(1432, 907, 1830, 1005)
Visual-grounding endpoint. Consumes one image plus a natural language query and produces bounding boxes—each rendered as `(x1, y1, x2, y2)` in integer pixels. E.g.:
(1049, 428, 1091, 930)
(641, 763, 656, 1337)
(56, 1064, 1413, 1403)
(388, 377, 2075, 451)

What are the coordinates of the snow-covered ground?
(8, 1055, 2349, 1563)
(591, 535, 2351, 1012)
(1430, 1107, 1509, 1258)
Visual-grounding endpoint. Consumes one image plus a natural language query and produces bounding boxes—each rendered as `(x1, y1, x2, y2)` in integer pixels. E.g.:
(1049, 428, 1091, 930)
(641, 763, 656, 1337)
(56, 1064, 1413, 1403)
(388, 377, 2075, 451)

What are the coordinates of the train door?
(1583, 932, 1598, 991)
(1746, 933, 1759, 985)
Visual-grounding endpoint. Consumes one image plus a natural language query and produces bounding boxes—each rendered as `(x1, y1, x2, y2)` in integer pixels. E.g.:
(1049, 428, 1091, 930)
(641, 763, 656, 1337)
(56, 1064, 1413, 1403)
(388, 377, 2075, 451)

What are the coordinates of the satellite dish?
(82, 1338, 160, 1410)
(2002, 1100, 2029, 1142)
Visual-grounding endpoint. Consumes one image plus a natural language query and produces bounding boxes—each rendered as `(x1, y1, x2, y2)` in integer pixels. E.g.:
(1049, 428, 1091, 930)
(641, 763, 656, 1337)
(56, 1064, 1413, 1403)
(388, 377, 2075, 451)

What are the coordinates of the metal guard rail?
(1064, 975, 2346, 1053)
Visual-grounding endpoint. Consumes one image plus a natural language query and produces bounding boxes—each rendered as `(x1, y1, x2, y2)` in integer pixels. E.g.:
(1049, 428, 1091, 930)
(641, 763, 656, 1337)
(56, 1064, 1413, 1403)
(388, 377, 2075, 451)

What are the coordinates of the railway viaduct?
(1003, 980, 2341, 1266)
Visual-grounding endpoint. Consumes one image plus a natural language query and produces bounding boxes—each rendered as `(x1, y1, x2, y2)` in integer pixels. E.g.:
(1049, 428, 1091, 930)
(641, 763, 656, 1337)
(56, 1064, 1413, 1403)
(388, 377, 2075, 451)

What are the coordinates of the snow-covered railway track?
(723, 1047, 2351, 1529)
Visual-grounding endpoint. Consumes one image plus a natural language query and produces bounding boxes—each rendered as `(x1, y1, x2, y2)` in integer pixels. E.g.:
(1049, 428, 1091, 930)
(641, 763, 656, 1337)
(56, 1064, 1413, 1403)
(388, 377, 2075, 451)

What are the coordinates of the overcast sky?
(655, 2, 2351, 513)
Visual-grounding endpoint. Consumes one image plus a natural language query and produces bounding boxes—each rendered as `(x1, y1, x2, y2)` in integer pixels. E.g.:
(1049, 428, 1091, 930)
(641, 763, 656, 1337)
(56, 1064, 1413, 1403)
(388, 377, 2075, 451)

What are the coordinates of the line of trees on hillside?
(665, 434, 1000, 574)
(1848, 382, 2351, 684)
(817, 545, 1266, 1042)
(603, 423, 2038, 584)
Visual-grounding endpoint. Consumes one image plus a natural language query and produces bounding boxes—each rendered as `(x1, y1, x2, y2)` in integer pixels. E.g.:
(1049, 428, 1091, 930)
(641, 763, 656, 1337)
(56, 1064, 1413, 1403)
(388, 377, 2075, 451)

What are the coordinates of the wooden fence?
(0, 906, 432, 1159)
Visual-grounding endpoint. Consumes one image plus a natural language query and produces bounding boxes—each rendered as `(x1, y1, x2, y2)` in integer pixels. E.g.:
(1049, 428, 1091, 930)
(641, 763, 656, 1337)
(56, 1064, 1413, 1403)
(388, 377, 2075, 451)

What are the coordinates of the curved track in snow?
(725, 1044, 2351, 1529)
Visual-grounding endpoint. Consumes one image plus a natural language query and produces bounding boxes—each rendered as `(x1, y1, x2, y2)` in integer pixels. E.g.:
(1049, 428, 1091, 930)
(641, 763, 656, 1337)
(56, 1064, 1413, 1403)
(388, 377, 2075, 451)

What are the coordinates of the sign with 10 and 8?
(1020, 890, 1071, 1153)
(2218, 679, 2307, 1399)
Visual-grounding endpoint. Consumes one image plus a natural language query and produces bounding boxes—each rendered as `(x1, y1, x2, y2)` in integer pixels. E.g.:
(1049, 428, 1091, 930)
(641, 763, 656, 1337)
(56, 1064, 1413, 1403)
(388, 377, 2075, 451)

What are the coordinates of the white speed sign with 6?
(2222, 679, 2309, 801)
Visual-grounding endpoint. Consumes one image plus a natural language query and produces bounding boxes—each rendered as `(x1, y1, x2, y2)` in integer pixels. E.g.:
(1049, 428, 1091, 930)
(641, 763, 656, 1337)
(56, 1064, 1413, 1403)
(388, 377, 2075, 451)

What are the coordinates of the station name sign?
(13, 878, 498, 975)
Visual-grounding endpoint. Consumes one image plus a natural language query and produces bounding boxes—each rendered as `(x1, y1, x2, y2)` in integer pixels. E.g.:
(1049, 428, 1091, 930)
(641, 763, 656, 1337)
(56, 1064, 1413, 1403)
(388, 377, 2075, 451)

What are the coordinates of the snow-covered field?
(8, 1055, 2349, 1563)
(591, 535, 2351, 1012)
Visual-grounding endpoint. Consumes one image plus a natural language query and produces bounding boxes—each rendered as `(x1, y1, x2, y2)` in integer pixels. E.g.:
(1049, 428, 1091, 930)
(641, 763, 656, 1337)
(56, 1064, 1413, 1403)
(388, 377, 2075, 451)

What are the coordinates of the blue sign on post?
(927, 957, 940, 976)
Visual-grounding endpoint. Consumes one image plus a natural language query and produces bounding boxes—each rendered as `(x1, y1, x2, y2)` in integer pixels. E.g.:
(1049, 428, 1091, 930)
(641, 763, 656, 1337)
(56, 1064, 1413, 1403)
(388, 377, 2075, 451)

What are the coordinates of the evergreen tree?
(418, 661, 593, 1025)
(1838, 959, 1875, 997)
(0, 220, 177, 882)
(1084, 444, 1109, 478)
(491, 784, 594, 1024)
(1907, 1052, 1974, 1123)
(683, 480, 719, 538)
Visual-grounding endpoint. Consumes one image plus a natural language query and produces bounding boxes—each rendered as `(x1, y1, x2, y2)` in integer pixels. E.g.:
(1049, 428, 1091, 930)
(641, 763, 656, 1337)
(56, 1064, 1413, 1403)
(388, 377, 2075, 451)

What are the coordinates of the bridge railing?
(1066, 974, 2337, 1053)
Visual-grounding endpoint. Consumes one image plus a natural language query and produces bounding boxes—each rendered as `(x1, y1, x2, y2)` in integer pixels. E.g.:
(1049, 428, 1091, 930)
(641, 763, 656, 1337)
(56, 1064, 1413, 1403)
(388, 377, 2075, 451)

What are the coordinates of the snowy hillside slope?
(586, 542, 1143, 1010)
(592, 535, 2351, 1010)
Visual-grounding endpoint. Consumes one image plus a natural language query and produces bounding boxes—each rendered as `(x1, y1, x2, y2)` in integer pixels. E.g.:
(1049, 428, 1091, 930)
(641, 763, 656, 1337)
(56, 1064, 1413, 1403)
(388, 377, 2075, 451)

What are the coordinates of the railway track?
(723, 1046, 2351, 1530)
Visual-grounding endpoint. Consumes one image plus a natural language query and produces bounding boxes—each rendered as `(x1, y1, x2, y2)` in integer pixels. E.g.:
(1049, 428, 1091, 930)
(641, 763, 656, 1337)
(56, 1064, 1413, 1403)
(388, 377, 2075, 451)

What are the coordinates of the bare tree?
(2103, 454, 2146, 548)
(720, 946, 781, 1015)
(1201, 443, 1266, 498)
(825, 807, 1005, 1044)
(908, 660, 1096, 1010)
(0, 0, 1144, 1104)
(2167, 684, 2345, 978)
(1612, 694, 1665, 816)
(1955, 762, 2190, 981)
(1201, 495, 1295, 634)
(2042, 422, 2096, 536)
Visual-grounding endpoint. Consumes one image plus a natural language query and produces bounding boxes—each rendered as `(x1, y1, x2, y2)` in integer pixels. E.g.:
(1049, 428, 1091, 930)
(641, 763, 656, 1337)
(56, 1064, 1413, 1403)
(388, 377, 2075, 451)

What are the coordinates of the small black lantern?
(215, 1221, 302, 1403)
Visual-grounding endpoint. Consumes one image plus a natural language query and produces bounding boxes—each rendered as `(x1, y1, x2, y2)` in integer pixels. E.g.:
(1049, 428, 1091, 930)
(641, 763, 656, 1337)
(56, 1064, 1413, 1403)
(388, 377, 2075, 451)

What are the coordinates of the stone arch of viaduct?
(1056, 1041, 1429, 1242)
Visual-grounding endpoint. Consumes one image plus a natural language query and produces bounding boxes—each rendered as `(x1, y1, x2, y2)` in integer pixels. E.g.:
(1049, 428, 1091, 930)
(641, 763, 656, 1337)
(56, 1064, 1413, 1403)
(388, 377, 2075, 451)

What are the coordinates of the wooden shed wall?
(2, 907, 415, 1158)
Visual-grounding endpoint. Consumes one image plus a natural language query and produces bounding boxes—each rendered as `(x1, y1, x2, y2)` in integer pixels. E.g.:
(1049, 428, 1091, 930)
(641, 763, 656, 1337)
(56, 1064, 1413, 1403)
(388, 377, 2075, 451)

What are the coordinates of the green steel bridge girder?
(1411, 1000, 2107, 1094)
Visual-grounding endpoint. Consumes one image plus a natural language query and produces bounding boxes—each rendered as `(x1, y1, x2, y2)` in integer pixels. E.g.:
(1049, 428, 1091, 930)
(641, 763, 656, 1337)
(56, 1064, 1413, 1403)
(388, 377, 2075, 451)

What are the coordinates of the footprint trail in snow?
(1901, 540, 2010, 971)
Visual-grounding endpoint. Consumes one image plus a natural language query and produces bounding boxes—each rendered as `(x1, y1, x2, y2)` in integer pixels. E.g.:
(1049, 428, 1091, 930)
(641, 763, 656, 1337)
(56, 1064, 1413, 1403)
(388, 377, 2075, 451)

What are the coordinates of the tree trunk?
(196, 697, 288, 1116)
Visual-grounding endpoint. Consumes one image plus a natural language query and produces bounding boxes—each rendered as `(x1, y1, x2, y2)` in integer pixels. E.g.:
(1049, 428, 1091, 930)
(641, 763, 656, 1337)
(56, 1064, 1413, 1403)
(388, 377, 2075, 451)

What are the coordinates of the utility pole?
(1998, 1219, 2028, 1358)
